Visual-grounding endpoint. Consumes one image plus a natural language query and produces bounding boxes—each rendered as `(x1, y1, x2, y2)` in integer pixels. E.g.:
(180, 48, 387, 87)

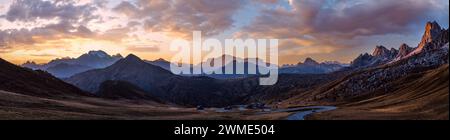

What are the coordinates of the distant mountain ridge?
(145, 55, 277, 79)
(280, 57, 346, 74)
(22, 50, 123, 78)
(197, 55, 277, 79)
(145, 58, 171, 71)
(143, 55, 346, 77)
(351, 45, 398, 68)
(66, 54, 247, 106)
(65, 53, 349, 106)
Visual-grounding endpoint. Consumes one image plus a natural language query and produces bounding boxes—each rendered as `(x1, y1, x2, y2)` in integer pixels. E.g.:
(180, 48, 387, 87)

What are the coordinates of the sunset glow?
(0, 0, 448, 65)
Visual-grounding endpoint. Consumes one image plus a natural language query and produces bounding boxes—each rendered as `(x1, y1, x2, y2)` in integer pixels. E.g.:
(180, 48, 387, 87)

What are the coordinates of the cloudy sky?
(0, 0, 448, 65)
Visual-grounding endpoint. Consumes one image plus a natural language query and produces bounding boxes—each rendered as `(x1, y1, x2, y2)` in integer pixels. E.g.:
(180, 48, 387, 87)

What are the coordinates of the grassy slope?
(0, 90, 205, 120)
(307, 64, 449, 120)
(0, 89, 295, 120)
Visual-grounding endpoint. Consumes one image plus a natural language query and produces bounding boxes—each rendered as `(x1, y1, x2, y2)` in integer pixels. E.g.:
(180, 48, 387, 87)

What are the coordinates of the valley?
(0, 90, 314, 120)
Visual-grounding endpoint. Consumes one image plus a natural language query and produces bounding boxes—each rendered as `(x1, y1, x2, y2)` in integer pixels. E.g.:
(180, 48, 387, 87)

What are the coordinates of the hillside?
(66, 54, 174, 94)
(0, 58, 88, 97)
(280, 21, 449, 120)
(96, 80, 163, 103)
(307, 64, 448, 120)
(66, 54, 243, 107)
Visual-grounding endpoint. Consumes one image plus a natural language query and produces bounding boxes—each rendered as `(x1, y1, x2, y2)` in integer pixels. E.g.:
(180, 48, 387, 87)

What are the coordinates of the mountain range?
(66, 54, 174, 94)
(1, 21, 448, 119)
(351, 21, 449, 68)
(22, 50, 123, 78)
(280, 57, 346, 74)
(143, 54, 346, 79)
(65, 54, 244, 106)
(283, 21, 449, 119)
(66, 21, 448, 110)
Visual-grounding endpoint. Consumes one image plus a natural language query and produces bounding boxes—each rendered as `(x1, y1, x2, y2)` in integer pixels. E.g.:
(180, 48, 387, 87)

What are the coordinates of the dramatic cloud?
(0, 0, 103, 49)
(5, 0, 98, 23)
(2, 21, 93, 42)
(248, 0, 447, 37)
(241, 0, 449, 63)
(113, 0, 246, 38)
(0, 0, 448, 64)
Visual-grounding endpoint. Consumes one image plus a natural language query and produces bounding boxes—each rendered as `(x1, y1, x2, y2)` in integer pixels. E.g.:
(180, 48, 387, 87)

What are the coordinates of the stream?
(286, 106, 337, 120)
(211, 105, 337, 120)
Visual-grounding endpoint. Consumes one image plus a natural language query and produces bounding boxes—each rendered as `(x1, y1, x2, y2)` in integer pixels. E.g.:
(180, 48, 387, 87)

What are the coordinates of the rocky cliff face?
(417, 21, 443, 51)
(351, 46, 398, 68)
(314, 45, 448, 103)
(372, 46, 389, 57)
(396, 44, 414, 58)
(352, 21, 448, 68)
(312, 22, 449, 103)
(407, 21, 448, 57)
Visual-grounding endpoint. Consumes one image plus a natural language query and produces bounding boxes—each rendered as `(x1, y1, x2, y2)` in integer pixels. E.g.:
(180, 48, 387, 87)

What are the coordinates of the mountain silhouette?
(0, 58, 88, 97)
(66, 54, 173, 93)
(21, 50, 122, 78)
(280, 57, 345, 74)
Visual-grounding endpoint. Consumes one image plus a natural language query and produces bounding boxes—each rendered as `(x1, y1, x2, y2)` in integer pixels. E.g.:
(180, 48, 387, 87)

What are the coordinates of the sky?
(0, 0, 448, 65)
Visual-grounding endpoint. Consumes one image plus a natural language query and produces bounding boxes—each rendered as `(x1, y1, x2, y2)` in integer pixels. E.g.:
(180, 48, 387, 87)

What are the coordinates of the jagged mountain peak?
(351, 45, 399, 68)
(418, 21, 443, 49)
(115, 54, 169, 70)
(303, 57, 319, 65)
(397, 43, 413, 58)
(389, 48, 399, 55)
(21, 50, 124, 78)
(154, 58, 169, 62)
(23, 61, 37, 64)
(400, 43, 410, 48)
(21, 61, 41, 69)
(322, 61, 342, 65)
(372, 45, 389, 57)
(78, 50, 123, 60)
(425, 21, 442, 33)
(112, 53, 123, 58)
(87, 50, 108, 56)
(405, 22, 448, 58)
(390, 48, 398, 52)
(352, 21, 448, 68)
